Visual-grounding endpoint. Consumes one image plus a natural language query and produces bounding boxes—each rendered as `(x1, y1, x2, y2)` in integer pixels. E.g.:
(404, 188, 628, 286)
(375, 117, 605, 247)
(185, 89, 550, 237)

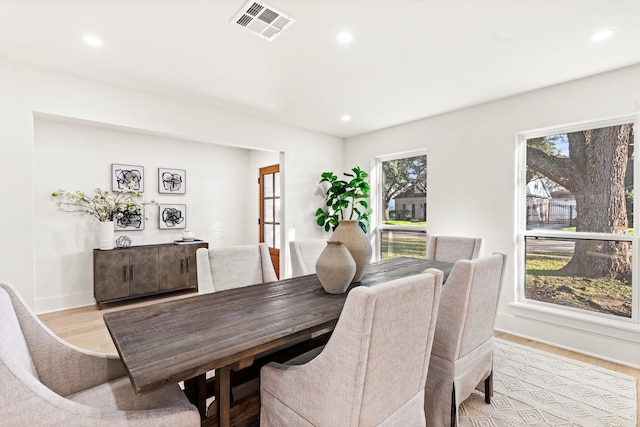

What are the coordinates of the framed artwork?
(158, 168, 186, 194)
(159, 204, 186, 229)
(114, 207, 145, 231)
(112, 163, 144, 192)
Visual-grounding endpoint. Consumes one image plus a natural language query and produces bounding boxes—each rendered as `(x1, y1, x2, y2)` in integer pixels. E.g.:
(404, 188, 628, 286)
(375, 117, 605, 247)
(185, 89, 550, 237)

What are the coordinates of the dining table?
(103, 256, 453, 427)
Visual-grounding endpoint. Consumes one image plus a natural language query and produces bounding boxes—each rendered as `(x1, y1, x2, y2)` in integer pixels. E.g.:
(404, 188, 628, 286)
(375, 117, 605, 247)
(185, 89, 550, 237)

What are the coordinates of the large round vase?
(99, 221, 115, 250)
(315, 241, 356, 294)
(329, 220, 372, 282)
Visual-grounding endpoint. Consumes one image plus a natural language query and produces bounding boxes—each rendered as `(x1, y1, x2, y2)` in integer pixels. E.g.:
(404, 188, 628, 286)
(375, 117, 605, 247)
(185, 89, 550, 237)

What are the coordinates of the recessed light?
(592, 29, 614, 42)
(341, 115, 351, 123)
(83, 34, 103, 47)
(336, 31, 353, 44)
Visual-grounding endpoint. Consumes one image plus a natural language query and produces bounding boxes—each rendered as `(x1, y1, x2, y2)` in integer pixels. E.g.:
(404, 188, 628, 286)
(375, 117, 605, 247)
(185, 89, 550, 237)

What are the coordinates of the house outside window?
(518, 115, 637, 325)
(375, 151, 427, 260)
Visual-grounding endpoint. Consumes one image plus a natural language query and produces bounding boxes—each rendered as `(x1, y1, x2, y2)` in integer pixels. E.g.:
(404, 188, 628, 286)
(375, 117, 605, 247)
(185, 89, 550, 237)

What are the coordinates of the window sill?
(509, 300, 640, 344)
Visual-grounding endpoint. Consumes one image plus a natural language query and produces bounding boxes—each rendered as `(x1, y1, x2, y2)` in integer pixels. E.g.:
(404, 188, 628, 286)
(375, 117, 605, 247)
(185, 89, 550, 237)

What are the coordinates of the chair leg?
(450, 385, 457, 427)
(484, 372, 493, 404)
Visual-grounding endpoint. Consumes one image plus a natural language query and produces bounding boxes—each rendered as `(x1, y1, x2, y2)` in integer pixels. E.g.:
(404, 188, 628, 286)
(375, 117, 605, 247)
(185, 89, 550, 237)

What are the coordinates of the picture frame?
(114, 207, 145, 231)
(158, 167, 186, 194)
(159, 204, 186, 229)
(112, 163, 144, 192)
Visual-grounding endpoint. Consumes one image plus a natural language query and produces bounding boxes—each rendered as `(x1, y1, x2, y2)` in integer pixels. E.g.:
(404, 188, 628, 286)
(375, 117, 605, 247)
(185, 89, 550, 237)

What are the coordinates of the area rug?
(459, 339, 636, 427)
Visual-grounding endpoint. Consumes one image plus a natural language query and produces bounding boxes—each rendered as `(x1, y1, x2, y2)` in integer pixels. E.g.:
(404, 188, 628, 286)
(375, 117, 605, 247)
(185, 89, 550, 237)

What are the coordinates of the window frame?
(373, 149, 428, 261)
(515, 113, 640, 330)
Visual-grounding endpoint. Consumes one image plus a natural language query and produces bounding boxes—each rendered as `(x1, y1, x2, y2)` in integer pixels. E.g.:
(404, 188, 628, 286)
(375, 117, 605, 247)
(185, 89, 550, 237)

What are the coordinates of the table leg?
(215, 366, 231, 427)
(184, 374, 208, 419)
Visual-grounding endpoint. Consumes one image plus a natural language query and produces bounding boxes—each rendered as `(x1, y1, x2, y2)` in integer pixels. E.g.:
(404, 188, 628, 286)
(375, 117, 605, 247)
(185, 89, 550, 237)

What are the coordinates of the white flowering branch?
(52, 182, 158, 222)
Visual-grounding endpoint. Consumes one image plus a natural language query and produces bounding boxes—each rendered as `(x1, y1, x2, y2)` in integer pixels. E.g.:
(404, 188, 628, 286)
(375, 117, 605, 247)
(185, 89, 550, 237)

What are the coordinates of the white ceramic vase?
(182, 230, 195, 241)
(99, 221, 115, 250)
(329, 220, 372, 282)
(315, 241, 356, 294)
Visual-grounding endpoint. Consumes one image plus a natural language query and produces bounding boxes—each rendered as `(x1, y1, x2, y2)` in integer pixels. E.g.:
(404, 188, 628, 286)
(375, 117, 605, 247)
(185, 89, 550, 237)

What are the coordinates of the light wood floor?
(38, 291, 640, 421)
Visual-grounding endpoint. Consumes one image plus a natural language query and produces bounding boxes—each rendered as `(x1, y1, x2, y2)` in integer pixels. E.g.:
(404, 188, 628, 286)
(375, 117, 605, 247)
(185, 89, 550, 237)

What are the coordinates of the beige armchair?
(196, 243, 277, 293)
(260, 270, 443, 426)
(425, 235, 483, 263)
(424, 253, 507, 426)
(0, 282, 199, 426)
(289, 239, 327, 276)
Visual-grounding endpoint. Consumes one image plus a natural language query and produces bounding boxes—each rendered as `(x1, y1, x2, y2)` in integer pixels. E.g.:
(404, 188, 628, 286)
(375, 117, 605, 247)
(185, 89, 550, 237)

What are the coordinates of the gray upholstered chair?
(196, 243, 277, 293)
(260, 270, 443, 426)
(424, 253, 507, 427)
(425, 235, 483, 263)
(289, 239, 327, 277)
(0, 282, 200, 426)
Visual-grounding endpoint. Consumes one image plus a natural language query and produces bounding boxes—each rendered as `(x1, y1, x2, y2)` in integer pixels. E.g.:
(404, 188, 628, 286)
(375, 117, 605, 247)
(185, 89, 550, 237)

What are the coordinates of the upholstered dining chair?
(425, 235, 483, 263)
(196, 243, 278, 293)
(424, 253, 507, 427)
(289, 239, 327, 277)
(260, 269, 443, 426)
(0, 282, 200, 426)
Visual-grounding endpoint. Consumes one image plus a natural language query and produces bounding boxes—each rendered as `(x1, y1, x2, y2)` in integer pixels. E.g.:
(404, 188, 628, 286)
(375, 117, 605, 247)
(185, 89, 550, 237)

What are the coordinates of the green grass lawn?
(526, 254, 631, 318)
(381, 235, 426, 259)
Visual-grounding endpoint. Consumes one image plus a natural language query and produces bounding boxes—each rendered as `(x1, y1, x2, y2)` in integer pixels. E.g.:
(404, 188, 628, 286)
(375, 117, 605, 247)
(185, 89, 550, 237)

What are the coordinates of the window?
(519, 116, 637, 322)
(376, 152, 427, 259)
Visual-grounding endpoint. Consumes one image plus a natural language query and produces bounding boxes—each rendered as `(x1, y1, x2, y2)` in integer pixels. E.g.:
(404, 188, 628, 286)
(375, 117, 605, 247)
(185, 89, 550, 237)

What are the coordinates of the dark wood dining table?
(103, 256, 453, 427)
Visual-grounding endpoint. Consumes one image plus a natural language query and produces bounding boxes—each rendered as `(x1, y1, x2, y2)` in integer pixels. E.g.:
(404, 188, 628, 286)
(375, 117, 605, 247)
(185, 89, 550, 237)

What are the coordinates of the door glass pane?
(274, 224, 280, 249)
(263, 173, 273, 197)
(525, 236, 632, 318)
(264, 224, 274, 248)
(264, 199, 273, 222)
(274, 172, 280, 197)
(274, 198, 280, 222)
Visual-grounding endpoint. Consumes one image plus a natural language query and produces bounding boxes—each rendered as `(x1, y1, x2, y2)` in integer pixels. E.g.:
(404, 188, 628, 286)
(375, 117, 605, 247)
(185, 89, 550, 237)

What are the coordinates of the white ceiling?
(1, 0, 639, 138)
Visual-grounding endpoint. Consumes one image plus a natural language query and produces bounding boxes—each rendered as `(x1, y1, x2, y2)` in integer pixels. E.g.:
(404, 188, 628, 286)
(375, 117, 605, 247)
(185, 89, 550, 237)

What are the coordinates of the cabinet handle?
(181, 259, 184, 273)
(186, 257, 190, 272)
(123, 266, 128, 282)
(130, 265, 134, 281)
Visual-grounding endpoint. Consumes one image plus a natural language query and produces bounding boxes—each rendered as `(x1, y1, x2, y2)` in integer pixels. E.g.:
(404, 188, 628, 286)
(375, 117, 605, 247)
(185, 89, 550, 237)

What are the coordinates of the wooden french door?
(259, 164, 280, 278)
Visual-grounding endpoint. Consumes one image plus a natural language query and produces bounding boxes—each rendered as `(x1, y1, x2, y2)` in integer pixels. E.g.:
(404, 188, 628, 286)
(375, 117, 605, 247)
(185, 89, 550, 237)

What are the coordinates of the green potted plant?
(315, 166, 372, 233)
(315, 166, 373, 283)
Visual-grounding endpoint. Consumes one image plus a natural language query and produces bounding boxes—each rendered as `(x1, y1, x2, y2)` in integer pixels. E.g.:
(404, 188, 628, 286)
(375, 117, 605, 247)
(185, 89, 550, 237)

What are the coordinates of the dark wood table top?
(103, 256, 453, 395)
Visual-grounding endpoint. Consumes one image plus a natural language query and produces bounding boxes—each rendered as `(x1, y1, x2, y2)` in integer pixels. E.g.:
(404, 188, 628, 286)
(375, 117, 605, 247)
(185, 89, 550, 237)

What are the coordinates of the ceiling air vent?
(231, 1, 295, 41)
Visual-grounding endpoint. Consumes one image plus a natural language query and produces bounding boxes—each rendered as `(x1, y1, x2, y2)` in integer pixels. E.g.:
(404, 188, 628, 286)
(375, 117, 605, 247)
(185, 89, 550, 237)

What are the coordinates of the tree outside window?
(524, 122, 634, 318)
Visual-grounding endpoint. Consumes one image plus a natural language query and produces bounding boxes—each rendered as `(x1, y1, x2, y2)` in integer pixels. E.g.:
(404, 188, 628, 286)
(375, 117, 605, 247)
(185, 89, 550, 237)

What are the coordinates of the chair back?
(196, 243, 277, 293)
(302, 271, 442, 425)
(289, 239, 327, 276)
(426, 235, 483, 263)
(0, 285, 38, 379)
(431, 253, 506, 361)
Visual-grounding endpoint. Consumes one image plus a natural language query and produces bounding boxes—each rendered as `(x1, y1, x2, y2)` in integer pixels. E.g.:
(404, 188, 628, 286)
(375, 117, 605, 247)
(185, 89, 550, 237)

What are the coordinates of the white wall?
(345, 64, 640, 367)
(34, 117, 279, 311)
(0, 60, 342, 312)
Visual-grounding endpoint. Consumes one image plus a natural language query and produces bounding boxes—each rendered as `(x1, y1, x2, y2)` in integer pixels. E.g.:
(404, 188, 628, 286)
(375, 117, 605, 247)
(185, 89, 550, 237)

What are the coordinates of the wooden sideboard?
(93, 241, 208, 308)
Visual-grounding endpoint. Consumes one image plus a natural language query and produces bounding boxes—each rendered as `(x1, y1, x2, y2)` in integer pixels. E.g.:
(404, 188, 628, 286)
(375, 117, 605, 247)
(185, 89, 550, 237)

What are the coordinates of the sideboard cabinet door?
(158, 243, 208, 291)
(128, 246, 159, 296)
(94, 249, 130, 303)
(185, 243, 208, 288)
